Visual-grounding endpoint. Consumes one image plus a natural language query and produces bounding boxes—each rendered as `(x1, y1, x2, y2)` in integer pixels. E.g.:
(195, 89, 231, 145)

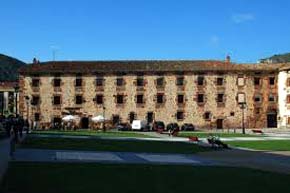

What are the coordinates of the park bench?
(188, 136, 199, 142)
(252, 129, 264, 134)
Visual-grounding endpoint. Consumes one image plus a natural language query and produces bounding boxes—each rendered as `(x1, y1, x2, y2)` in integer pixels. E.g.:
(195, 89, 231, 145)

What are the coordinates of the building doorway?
(216, 119, 223, 129)
(147, 112, 154, 123)
(112, 115, 120, 125)
(81, 117, 89, 129)
(53, 117, 62, 130)
(129, 112, 136, 123)
(267, 113, 277, 128)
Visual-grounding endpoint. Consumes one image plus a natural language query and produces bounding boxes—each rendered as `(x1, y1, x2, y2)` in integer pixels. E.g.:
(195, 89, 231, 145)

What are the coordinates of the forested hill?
(0, 54, 26, 81)
(260, 53, 290, 63)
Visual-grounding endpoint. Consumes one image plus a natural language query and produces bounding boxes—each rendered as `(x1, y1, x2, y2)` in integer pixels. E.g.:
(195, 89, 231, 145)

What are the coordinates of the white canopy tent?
(92, 115, 107, 122)
(62, 115, 77, 122)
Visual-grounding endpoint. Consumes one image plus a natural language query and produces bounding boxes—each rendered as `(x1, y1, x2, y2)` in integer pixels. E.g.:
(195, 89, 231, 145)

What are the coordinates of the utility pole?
(240, 102, 247, 134)
(14, 85, 19, 116)
(103, 106, 106, 132)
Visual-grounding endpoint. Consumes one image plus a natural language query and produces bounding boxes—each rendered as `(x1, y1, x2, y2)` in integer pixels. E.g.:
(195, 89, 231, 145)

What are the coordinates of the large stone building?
(18, 59, 287, 130)
(0, 81, 19, 116)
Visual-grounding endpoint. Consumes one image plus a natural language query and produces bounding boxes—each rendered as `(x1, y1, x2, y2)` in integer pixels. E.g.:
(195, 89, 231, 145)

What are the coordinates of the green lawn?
(1, 162, 290, 193)
(178, 132, 260, 138)
(32, 130, 151, 138)
(228, 140, 290, 151)
(21, 137, 209, 154)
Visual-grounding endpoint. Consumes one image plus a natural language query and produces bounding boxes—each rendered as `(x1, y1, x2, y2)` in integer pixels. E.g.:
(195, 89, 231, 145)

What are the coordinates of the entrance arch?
(81, 117, 89, 129)
(267, 112, 277, 128)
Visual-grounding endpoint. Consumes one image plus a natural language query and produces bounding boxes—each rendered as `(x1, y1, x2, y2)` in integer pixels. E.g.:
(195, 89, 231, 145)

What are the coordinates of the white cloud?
(231, 13, 255, 24)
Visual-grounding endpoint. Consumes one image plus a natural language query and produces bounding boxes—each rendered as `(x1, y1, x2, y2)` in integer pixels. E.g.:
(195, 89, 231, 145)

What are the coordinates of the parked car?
(181, 123, 195, 131)
(152, 121, 165, 131)
(166, 123, 179, 131)
(131, 120, 149, 131)
(117, 123, 132, 131)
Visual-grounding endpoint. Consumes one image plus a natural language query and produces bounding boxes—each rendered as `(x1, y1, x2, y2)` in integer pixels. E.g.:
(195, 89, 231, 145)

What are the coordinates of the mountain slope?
(0, 54, 26, 81)
(260, 53, 290, 63)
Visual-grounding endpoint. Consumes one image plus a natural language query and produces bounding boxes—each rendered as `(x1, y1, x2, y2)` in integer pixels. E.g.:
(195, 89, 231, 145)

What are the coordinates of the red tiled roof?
(19, 60, 285, 74)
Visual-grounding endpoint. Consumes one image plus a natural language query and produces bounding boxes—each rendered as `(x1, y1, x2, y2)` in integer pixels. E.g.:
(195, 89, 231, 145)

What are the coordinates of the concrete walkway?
(198, 149, 290, 174)
(0, 134, 27, 181)
(12, 147, 290, 174)
(30, 133, 290, 143)
(29, 133, 191, 142)
(13, 148, 218, 166)
(216, 136, 290, 142)
(0, 138, 10, 182)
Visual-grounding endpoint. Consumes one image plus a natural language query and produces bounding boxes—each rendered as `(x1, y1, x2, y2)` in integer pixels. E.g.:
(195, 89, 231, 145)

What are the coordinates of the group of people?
(0, 115, 29, 143)
(0, 114, 30, 158)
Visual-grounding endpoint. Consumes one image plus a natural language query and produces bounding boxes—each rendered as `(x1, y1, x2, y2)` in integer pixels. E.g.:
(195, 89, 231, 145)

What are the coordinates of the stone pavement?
(30, 133, 190, 142)
(198, 149, 290, 174)
(13, 148, 218, 166)
(0, 134, 27, 181)
(12, 147, 290, 174)
(0, 138, 10, 182)
(2, 132, 290, 178)
(30, 133, 290, 143)
(216, 136, 290, 142)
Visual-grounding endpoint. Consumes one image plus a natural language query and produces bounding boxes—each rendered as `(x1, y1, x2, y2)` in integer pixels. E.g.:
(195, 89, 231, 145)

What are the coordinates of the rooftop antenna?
(53, 49, 56, 61)
(50, 45, 59, 62)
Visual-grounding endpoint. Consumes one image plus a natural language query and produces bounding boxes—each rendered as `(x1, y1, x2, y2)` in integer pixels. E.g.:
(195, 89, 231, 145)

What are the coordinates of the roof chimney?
(226, 55, 231, 63)
(33, 58, 38, 64)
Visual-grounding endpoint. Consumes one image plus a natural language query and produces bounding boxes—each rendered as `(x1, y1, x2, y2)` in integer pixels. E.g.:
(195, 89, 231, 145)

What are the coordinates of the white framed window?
(237, 93, 245, 103)
(237, 77, 245, 86)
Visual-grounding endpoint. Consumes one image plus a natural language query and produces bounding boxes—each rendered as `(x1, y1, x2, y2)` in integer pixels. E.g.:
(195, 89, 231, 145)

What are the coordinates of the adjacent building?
(278, 66, 290, 128)
(18, 59, 287, 130)
(0, 81, 19, 116)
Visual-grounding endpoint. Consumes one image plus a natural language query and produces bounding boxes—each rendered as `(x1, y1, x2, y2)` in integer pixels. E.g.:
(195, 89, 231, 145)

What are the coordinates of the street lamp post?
(103, 106, 106, 132)
(239, 102, 247, 134)
(25, 96, 30, 128)
(14, 85, 20, 116)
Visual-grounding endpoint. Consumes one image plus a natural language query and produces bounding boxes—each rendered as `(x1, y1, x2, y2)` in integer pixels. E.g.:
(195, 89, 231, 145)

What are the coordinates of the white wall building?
(278, 68, 290, 128)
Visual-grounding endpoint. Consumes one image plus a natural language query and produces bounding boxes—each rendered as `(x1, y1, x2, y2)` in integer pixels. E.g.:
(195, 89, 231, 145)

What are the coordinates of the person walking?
(18, 117, 24, 138)
(9, 129, 16, 159)
(12, 117, 19, 144)
(4, 117, 11, 137)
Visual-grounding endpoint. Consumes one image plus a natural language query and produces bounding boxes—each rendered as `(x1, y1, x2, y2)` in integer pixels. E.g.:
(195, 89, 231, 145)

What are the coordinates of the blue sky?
(1, 0, 290, 63)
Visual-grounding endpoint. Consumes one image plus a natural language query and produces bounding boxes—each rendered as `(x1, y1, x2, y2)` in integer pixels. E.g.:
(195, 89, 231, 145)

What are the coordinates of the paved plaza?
(13, 148, 218, 166)
(1, 131, 290, 183)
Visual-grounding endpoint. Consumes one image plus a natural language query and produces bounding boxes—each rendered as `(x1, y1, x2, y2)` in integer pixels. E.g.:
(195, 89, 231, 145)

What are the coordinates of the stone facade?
(277, 67, 290, 128)
(0, 81, 18, 116)
(18, 60, 282, 129)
